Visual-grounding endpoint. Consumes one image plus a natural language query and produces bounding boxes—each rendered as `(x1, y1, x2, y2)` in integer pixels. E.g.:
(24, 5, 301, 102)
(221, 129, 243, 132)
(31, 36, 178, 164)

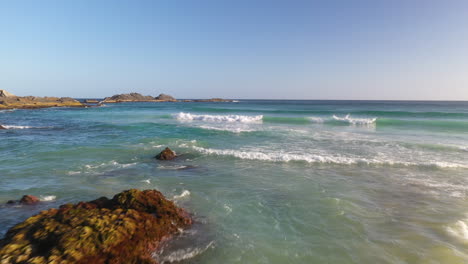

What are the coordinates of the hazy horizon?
(1, 1, 468, 100)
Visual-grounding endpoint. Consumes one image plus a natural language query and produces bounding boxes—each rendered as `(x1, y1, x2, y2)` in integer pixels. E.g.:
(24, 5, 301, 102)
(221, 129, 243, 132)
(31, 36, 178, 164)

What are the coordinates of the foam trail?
(332, 114, 376, 125)
(174, 112, 263, 123)
(191, 146, 468, 168)
(2, 125, 34, 129)
(40, 195, 56, 201)
(173, 190, 190, 200)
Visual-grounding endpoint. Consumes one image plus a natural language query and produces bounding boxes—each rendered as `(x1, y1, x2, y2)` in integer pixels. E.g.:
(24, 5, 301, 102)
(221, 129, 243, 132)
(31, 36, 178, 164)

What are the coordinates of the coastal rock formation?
(0, 90, 16, 98)
(0, 91, 84, 109)
(155, 147, 177, 160)
(6, 195, 40, 205)
(154, 93, 176, 102)
(0, 189, 192, 264)
(103, 92, 155, 103)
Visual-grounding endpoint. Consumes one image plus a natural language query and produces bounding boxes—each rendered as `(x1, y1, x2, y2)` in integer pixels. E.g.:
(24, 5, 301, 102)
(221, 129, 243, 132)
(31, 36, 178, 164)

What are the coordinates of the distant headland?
(0, 90, 233, 109)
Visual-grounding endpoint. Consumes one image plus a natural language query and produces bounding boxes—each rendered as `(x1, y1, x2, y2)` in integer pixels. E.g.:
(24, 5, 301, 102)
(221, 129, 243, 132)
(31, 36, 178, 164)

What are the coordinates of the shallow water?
(1, 100, 468, 263)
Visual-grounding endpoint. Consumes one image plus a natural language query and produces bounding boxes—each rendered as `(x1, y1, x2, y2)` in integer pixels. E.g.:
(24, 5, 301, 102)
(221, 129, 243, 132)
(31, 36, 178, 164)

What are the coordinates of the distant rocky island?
(102, 92, 233, 103)
(0, 90, 234, 110)
(0, 90, 83, 109)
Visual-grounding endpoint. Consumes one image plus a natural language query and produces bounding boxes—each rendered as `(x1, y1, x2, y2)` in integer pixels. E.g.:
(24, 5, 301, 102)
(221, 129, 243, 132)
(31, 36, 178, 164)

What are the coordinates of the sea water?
(1, 100, 468, 263)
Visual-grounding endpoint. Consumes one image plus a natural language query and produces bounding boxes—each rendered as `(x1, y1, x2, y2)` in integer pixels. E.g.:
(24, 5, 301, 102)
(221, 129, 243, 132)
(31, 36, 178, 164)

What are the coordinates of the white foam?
(173, 190, 190, 200)
(447, 217, 468, 243)
(307, 117, 325, 123)
(40, 195, 56, 201)
(2, 125, 34, 129)
(332, 114, 377, 125)
(84, 160, 137, 170)
(191, 146, 468, 168)
(158, 165, 189, 170)
(174, 112, 263, 123)
(158, 241, 214, 263)
(198, 125, 255, 133)
(141, 179, 151, 184)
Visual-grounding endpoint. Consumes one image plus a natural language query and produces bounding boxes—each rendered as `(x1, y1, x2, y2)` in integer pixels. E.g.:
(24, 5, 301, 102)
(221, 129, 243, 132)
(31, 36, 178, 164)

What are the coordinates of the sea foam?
(191, 146, 468, 168)
(332, 114, 377, 125)
(174, 112, 263, 123)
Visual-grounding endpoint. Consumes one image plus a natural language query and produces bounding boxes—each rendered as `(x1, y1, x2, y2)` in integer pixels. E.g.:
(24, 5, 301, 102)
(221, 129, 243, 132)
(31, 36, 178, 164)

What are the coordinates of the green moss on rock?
(0, 189, 192, 264)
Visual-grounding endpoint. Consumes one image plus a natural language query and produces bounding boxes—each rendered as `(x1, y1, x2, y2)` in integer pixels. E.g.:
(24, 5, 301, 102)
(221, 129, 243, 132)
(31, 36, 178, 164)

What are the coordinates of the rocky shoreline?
(0, 189, 192, 264)
(0, 90, 234, 110)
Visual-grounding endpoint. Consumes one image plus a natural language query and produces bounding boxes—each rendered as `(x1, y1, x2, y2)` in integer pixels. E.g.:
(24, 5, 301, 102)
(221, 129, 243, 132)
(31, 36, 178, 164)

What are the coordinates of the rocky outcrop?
(154, 94, 176, 102)
(0, 90, 16, 98)
(84, 99, 99, 104)
(0, 92, 84, 110)
(0, 189, 192, 264)
(155, 147, 177, 160)
(102, 93, 177, 103)
(103, 93, 155, 103)
(6, 195, 40, 205)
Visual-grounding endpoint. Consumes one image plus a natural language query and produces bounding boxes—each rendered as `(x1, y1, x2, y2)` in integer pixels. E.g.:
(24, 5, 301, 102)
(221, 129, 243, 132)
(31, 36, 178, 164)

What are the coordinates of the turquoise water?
(1, 100, 468, 263)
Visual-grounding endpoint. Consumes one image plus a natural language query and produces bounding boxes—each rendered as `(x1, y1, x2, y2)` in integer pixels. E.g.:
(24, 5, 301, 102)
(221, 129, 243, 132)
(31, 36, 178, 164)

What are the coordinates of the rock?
(0, 125, 5, 129)
(19, 195, 40, 205)
(84, 99, 99, 103)
(103, 93, 155, 103)
(155, 147, 177, 160)
(0, 189, 192, 264)
(0, 95, 83, 110)
(0, 90, 16, 98)
(154, 93, 176, 101)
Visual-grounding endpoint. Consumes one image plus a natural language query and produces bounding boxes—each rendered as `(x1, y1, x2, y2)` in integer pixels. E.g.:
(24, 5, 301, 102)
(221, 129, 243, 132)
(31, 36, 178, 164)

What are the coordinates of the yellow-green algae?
(0, 189, 192, 264)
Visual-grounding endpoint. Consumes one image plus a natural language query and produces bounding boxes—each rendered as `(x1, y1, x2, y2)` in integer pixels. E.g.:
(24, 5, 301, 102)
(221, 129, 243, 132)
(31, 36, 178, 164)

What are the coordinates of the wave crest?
(173, 112, 263, 123)
(332, 114, 377, 125)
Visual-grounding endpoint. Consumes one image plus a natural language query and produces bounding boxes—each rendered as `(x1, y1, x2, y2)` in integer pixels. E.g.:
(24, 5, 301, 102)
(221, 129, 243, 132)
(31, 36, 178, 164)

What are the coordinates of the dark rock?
(0, 125, 5, 129)
(154, 93, 176, 101)
(0, 189, 192, 264)
(103, 93, 154, 102)
(155, 147, 177, 160)
(19, 195, 40, 205)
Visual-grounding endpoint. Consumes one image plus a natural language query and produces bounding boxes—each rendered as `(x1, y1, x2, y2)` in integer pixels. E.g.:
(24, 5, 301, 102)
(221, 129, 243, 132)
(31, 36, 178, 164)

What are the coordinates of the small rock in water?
(19, 195, 40, 205)
(0, 125, 6, 129)
(5, 195, 40, 205)
(155, 147, 177, 160)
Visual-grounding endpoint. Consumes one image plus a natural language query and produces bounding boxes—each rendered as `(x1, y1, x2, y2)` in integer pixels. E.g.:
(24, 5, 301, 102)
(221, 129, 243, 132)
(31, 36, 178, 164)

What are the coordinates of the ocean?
(1, 100, 468, 263)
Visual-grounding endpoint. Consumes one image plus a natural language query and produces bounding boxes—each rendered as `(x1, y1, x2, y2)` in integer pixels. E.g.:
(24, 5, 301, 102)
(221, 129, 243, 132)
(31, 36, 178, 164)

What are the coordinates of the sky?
(1, 0, 468, 100)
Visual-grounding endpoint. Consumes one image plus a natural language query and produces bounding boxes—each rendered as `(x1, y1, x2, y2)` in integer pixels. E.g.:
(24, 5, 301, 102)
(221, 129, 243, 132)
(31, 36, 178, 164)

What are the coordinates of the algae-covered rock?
(155, 147, 177, 160)
(0, 189, 192, 264)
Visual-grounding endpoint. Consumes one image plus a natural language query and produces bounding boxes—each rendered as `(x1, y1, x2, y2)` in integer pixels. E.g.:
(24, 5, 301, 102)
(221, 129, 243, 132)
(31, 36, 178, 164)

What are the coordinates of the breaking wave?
(191, 146, 468, 168)
(174, 112, 263, 123)
(332, 114, 377, 125)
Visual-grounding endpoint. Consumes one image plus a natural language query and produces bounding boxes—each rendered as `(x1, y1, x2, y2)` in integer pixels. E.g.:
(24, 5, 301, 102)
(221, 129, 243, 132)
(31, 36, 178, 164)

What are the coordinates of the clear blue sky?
(1, 0, 467, 99)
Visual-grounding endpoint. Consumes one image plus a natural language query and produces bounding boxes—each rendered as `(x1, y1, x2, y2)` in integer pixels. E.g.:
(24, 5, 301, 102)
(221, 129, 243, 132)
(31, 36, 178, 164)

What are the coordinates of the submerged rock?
(0, 189, 192, 264)
(155, 147, 177, 160)
(19, 195, 40, 205)
(5, 195, 40, 205)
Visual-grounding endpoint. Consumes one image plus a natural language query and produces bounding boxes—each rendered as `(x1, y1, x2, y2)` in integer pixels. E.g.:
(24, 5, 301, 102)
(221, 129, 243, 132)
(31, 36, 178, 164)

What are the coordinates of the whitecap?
(173, 190, 190, 200)
(332, 114, 377, 125)
(191, 146, 468, 168)
(447, 217, 468, 243)
(173, 112, 263, 123)
(40, 195, 56, 201)
(198, 125, 255, 133)
(2, 125, 34, 129)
